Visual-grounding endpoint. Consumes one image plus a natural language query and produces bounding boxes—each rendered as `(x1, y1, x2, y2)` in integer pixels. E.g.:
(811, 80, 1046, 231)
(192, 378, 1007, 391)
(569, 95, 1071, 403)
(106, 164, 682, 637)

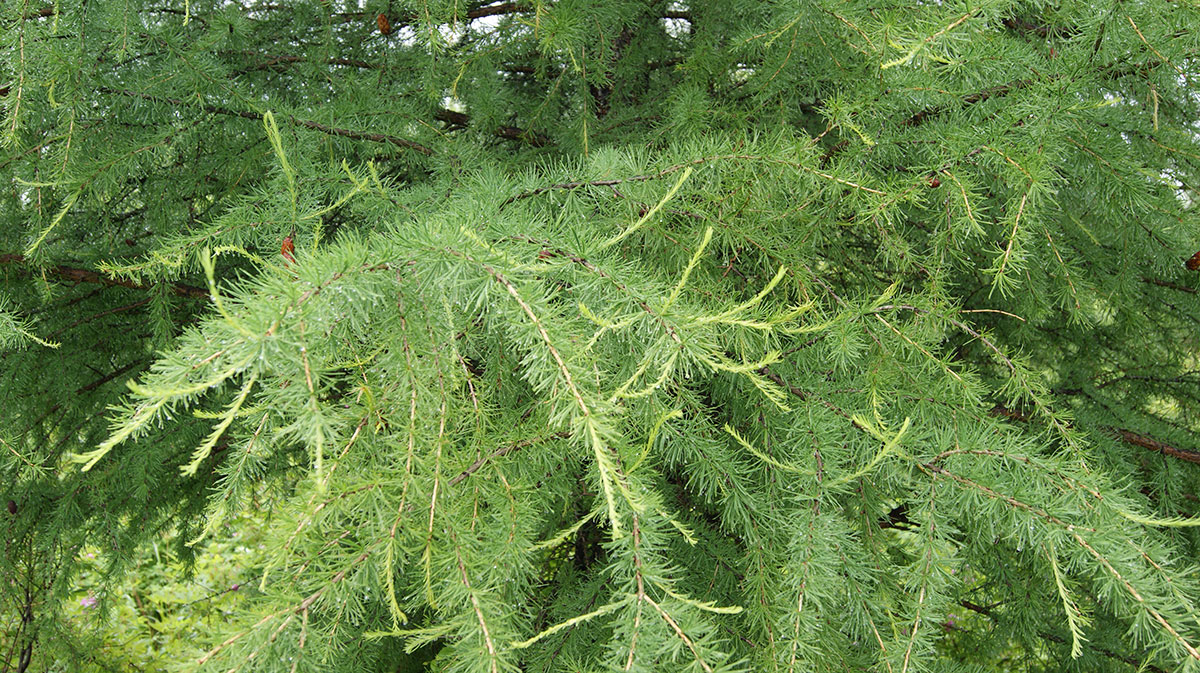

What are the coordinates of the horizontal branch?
(1113, 428, 1200, 466)
(339, 1, 528, 25)
(238, 54, 379, 73)
(1000, 17, 1080, 40)
(956, 600, 1165, 673)
(290, 117, 434, 155)
(901, 79, 1034, 128)
(21, 5, 54, 20)
(221, 55, 550, 147)
(434, 108, 551, 147)
(1142, 276, 1196, 294)
(465, 2, 527, 20)
(0, 253, 209, 299)
(79, 358, 150, 393)
(448, 432, 569, 486)
(503, 153, 886, 206)
(47, 296, 152, 339)
(991, 403, 1200, 467)
(107, 88, 436, 156)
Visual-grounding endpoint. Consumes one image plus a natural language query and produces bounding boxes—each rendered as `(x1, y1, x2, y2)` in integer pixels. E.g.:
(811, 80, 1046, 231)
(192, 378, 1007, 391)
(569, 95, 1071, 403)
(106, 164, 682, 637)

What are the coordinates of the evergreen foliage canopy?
(3, 1, 1200, 671)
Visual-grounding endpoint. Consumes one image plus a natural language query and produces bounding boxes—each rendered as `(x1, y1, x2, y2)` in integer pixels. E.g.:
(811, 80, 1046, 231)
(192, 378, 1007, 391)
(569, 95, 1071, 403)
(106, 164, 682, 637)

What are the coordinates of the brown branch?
(956, 600, 1165, 673)
(1142, 276, 1197, 294)
(759, 365, 867, 430)
(1000, 17, 1080, 40)
(106, 88, 435, 156)
(222, 58, 548, 147)
(758, 366, 809, 401)
(901, 79, 1034, 128)
(372, 1, 531, 24)
(239, 55, 378, 73)
(434, 108, 550, 147)
(448, 432, 569, 486)
(46, 296, 155, 339)
(20, 6, 55, 20)
(333, 2, 528, 29)
(589, 25, 635, 119)
(492, 123, 550, 146)
(991, 402, 1200, 467)
(289, 117, 434, 155)
(988, 404, 1030, 422)
(1113, 428, 1200, 466)
(466, 2, 527, 20)
(504, 153, 885, 207)
(78, 359, 151, 394)
(0, 253, 209, 299)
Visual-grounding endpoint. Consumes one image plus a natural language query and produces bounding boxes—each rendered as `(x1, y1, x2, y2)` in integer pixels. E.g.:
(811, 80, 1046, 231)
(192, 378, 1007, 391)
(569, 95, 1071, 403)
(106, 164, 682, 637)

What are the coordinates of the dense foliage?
(4, 1, 1200, 671)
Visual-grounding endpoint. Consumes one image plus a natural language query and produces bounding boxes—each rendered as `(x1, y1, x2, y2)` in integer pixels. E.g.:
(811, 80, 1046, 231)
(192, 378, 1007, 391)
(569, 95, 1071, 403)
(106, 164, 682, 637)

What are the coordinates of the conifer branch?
(504, 154, 886, 205)
(47, 297, 152, 339)
(0, 253, 208, 298)
(929, 462, 1200, 659)
(448, 432, 570, 486)
(991, 402, 1200, 468)
(451, 530, 502, 673)
(1125, 15, 1188, 81)
(1142, 277, 1196, 294)
(236, 55, 378, 73)
(956, 600, 1166, 673)
(434, 108, 551, 146)
(1113, 428, 1200, 466)
(644, 594, 714, 673)
(626, 516, 646, 669)
(336, 1, 529, 27)
(289, 118, 435, 156)
(443, 241, 640, 539)
(901, 79, 1035, 128)
(19, 5, 54, 20)
(77, 359, 150, 394)
(107, 89, 436, 156)
(510, 236, 682, 344)
(1070, 529, 1200, 659)
(9, 3, 1200, 671)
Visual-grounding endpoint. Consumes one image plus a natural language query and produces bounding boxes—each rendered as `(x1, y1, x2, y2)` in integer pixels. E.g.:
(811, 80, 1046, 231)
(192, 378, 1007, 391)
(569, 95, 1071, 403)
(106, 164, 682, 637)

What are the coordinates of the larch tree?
(3, 1, 1200, 672)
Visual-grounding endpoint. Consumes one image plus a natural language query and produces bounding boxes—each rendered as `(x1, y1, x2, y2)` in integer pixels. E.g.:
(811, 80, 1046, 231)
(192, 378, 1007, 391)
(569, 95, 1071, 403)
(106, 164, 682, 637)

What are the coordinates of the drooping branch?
(0, 253, 209, 299)
(589, 25, 635, 118)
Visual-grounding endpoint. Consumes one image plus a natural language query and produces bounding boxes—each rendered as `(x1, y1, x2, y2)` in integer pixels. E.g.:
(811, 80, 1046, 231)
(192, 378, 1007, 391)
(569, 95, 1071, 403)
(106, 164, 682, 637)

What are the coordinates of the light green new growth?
(4, 3, 1200, 673)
